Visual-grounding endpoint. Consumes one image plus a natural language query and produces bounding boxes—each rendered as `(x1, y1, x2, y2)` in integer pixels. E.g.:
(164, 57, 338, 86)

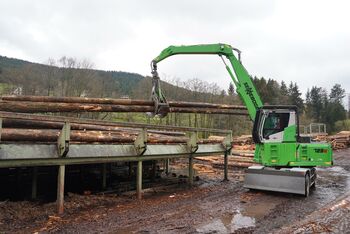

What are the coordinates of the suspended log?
(0, 101, 247, 115)
(169, 101, 246, 110)
(1, 95, 153, 106)
(1, 95, 247, 110)
(0, 101, 154, 113)
(169, 107, 247, 115)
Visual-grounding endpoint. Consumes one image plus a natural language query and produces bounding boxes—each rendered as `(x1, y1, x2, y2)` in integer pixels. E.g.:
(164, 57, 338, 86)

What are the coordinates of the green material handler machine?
(150, 43, 333, 196)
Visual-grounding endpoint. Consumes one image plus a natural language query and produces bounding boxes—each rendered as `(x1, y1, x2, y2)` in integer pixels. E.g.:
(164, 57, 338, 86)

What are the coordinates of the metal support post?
(128, 162, 132, 178)
(223, 132, 232, 181)
(189, 155, 194, 186)
(224, 151, 228, 181)
(57, 165, 65, 214)
(165, 159, 169, 175)
(16, 168, 22, 197)
(102, 163, 107, 190)
(135, 128, 146, 199)
(137, 160, 142, 199)
(151, 160, 156, 181)
(31, 167, 38, 200)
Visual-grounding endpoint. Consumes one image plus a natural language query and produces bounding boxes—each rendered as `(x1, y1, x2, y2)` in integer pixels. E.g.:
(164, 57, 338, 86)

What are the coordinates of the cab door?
(253, 109, 296, 143)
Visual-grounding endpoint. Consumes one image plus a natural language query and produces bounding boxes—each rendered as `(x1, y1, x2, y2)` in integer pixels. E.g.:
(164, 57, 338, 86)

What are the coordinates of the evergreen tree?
(305, 86, 326, 122)
(329, 83, 345, 103)
(324, 84, 346, 131)
(279, 81, 290, 104)
(288, 82, 304, 112)
(228, 82, 235, 96)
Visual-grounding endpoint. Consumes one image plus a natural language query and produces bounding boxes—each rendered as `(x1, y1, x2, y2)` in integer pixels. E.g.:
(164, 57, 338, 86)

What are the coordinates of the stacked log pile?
(195, 150, 257, 168)
(208, 135, 253, 147)
(0, 112, 231, 145)
(232, 135, 253, 146)
(228, 150, 257, 168)
(311, 131, 350, 150)
(328, 131, 350, 150)
(0, 95, 249, 145)
(205, 135, 256, 167)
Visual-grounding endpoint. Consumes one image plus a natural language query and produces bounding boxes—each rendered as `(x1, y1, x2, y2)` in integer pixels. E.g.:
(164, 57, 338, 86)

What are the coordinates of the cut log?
(169, 107, 247, 115)
(0, 101, 154, 113)
(1, 95, 247, 110)
(2, 119, 186, 136)
(0, 101, 247, 115)
(0, 112, 231, 134)
(0, 128, 224, 144)
(1, 95, 153, 106)
(0, 128, 189, 144)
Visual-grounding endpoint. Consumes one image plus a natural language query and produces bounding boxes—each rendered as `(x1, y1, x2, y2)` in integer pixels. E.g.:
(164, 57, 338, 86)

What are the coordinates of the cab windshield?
(263, 113, 290, 139)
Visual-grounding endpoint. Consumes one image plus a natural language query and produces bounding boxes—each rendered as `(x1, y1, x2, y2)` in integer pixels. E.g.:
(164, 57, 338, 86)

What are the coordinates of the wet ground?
(1, 148, 350, 233)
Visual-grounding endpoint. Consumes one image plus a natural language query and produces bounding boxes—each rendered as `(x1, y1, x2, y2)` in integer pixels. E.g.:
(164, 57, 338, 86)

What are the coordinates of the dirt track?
(1, 149, 350, 233)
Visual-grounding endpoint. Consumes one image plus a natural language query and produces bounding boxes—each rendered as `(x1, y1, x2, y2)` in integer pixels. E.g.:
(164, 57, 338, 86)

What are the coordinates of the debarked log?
(0, 128, 191, 144)
(0, 112, 232, 134)
(1, 95, 247, 110)
(0, 101, 248, 115)
(2, 119, 186, 136)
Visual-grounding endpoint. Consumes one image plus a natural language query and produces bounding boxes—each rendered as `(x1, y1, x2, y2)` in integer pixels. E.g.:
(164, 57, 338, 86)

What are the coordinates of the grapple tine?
(147, 61, 169, 118)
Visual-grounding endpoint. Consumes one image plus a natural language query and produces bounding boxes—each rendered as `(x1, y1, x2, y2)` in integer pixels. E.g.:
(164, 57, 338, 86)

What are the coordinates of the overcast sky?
(1, 0, 349, 99)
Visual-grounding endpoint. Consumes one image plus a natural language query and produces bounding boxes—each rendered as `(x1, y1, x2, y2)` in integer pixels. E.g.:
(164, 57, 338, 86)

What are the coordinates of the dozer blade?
(244, 166, 315, 196)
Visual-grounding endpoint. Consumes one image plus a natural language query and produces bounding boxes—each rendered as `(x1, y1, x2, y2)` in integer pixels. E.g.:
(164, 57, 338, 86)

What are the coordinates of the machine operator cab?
(252, 106, 299, 144)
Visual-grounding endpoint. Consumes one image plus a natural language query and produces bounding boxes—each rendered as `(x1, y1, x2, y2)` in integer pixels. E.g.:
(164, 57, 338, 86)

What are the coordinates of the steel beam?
(0, 143, 225, 160)
(57, 165, 65, 214)
(137, 160, 142, 199)
(31, 167, 38, 199)
(165, 159, 169, 175)
(0, 143, 227, 168)
(224, 151, 228, 181)
(102, 163, 107, 190)
(188, 155, 194, 186)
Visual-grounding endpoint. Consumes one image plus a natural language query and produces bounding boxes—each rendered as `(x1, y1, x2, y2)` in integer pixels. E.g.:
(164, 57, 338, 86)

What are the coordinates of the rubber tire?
(304, 174, 310, 197)
(311, 172, 317, 189)
(311, 180, 316, 189)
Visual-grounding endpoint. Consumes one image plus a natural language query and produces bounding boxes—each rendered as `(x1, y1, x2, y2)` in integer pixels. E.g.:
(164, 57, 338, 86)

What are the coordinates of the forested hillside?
(0, 55, 143, 96)
(0, 55, 347, 134)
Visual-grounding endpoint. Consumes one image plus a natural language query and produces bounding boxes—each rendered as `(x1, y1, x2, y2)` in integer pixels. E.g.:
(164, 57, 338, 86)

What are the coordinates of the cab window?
(263, 113, 290, 139)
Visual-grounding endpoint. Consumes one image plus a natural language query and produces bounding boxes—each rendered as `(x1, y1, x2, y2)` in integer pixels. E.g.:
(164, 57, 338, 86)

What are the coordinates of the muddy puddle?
(196, 211, 255, 233)
(195, 195, 281, 233)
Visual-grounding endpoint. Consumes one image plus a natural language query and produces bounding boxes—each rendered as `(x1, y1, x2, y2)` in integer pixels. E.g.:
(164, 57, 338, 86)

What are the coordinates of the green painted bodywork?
(282, 125, 297, 142)
(254, 142, 333, 167)
(152, 43, 333, 168)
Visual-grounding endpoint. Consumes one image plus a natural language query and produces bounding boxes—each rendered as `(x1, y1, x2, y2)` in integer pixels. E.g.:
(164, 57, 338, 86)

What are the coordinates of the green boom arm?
(152, 43, 263, 120)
